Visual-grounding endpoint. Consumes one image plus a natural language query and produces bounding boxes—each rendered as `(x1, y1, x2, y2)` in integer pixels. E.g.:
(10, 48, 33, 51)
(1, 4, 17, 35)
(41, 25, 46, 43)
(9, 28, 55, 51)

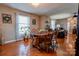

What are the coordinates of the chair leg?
(23, 38, 26, 42)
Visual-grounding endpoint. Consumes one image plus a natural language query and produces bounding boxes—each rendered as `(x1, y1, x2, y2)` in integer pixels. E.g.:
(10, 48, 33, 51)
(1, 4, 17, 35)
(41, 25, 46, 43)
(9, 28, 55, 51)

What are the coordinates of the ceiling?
(3, 3, 78, 16)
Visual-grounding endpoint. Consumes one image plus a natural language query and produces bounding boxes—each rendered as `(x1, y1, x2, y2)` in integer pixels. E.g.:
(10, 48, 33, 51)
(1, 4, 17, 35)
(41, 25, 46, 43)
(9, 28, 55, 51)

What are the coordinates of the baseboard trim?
(4, 40, 17, 44)
(4, 38, 23, 44)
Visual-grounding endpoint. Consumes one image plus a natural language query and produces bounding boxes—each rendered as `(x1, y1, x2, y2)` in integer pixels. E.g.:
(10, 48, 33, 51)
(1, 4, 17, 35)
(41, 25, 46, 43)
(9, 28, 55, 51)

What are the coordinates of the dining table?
(31, 31, 54, 50)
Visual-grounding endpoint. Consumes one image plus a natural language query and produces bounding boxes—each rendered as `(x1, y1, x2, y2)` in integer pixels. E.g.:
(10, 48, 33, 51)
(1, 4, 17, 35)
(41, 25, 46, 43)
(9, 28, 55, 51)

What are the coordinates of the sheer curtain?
(51, 20, 56, 30)
(16, 15, 30, 40)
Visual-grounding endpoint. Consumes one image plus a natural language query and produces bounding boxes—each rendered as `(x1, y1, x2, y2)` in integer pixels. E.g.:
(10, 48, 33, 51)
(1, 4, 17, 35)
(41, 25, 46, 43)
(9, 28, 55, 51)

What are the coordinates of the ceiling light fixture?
(32, 3, 40, 7)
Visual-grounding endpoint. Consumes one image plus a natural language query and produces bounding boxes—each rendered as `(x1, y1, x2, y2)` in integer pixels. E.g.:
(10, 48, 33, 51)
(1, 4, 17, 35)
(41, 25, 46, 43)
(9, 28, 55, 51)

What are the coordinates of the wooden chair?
(38, 35, 47, 51)
(43, 33, 53, 52)
(32, 35, 39, 47)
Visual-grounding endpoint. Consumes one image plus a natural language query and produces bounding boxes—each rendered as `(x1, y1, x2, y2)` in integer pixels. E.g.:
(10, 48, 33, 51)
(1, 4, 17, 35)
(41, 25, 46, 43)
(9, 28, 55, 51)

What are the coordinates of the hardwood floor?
(0, 34, 76, 56)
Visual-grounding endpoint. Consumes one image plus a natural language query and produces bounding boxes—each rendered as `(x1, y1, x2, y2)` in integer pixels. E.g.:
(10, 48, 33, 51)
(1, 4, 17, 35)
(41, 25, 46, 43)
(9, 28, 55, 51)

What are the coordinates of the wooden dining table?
(32, 31, 53, 40)
(31, 32, 48, 41)
(31, 31, 54, 50)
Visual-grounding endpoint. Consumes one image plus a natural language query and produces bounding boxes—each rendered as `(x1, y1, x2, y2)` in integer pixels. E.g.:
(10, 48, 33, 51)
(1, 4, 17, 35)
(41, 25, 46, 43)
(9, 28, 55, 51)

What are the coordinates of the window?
(17, 15, 30, 34)
(51, 20, 55, 30)
(16, 15, 30, 39)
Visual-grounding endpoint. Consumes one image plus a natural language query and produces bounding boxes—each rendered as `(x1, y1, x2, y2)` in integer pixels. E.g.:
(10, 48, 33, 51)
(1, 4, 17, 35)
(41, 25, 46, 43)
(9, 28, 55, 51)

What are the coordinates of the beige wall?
(0, 4, 40, 44)
(40, 16, 50, 30)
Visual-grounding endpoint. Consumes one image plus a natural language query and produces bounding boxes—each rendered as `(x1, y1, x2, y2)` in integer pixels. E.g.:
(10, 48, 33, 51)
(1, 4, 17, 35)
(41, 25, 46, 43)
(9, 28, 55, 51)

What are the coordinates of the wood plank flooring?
(0, 34, 76, 56)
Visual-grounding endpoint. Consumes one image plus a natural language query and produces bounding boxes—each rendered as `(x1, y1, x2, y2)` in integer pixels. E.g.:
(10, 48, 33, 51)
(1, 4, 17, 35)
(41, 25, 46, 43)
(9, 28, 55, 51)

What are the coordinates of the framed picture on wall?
(2, 14, 12, 24)
(32, 19, 36, 25)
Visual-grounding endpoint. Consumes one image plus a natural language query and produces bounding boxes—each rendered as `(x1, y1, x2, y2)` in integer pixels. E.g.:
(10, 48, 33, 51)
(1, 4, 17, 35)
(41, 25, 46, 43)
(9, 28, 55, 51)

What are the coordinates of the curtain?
(51, 20, 55, 30)
(16, 15, 30, 40)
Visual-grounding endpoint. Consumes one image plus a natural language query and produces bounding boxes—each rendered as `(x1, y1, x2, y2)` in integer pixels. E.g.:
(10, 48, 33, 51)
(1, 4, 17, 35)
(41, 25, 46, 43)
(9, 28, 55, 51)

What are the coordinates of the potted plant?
(23, 27, 30, 41)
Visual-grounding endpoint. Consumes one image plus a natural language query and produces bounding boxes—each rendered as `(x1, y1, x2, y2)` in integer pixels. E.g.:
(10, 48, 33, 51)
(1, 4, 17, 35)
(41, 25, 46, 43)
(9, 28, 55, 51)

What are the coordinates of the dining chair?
(32, 35, 38, 47)
(43, 33, 53, 52)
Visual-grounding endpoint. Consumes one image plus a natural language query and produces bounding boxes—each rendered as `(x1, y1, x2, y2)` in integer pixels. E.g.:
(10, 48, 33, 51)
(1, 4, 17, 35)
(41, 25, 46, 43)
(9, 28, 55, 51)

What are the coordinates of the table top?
(32, 32, 53, 37)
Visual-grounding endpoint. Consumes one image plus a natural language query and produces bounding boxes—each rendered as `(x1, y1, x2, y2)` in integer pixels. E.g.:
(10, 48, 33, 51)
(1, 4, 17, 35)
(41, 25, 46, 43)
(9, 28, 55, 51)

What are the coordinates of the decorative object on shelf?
(2, 14, 12, 24)
(45, 20, 49, 24)
(32, 19, 36, 25)
(45, 25, 50, 30)
(45, 20, 50, 30)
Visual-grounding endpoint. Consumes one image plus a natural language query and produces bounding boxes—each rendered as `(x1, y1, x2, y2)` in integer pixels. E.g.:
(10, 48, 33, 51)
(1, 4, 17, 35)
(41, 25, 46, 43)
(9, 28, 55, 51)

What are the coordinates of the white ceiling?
(3, 3, 78, 16)
(50, 13, 73, 19)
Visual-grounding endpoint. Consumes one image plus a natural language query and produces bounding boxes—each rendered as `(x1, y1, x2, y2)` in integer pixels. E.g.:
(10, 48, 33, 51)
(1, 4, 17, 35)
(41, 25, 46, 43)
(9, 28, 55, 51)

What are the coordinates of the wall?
(40, 16, 50, 30)
(0, 4, 40, 44)
(0, 11, 16, 44)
